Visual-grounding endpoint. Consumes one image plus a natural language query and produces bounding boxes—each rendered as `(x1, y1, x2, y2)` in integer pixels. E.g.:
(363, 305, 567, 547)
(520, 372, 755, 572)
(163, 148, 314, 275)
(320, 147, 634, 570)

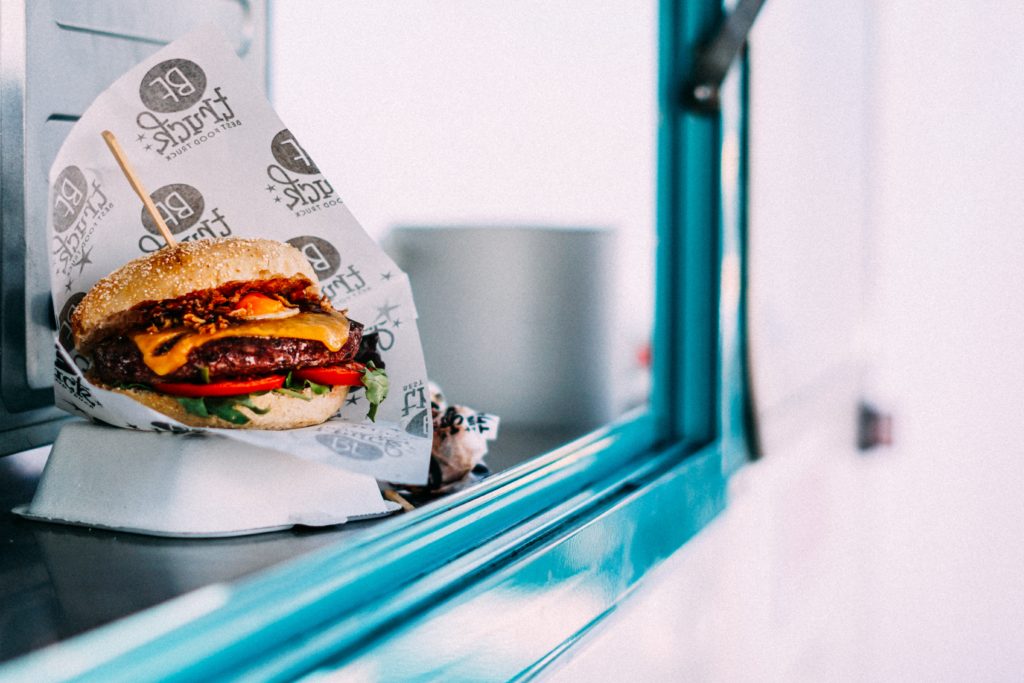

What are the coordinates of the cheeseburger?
(71, 237, 387, 429)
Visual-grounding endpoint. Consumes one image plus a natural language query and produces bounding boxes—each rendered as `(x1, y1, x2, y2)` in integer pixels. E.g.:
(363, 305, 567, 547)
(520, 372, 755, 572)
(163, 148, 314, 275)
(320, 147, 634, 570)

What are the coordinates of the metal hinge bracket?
(684, 0, 766, 114)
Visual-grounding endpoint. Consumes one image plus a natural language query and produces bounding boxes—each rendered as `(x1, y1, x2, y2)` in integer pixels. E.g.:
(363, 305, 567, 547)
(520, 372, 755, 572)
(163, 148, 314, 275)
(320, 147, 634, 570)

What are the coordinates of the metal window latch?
(684, 0, 767, 115)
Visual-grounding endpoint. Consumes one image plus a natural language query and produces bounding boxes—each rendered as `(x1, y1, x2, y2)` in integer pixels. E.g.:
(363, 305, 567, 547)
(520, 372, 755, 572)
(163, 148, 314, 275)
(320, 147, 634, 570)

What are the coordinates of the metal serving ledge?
(0, 425, 581, 665)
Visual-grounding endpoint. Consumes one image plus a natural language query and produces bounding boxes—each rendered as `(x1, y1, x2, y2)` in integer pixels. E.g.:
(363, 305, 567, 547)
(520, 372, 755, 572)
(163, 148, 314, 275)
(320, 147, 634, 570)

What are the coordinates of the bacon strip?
(83, 276, 332, 349)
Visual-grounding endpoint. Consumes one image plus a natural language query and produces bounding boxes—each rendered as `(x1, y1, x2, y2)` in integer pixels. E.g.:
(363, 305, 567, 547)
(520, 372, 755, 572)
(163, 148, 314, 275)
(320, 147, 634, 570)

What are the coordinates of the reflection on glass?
(271, 2, 656, 474)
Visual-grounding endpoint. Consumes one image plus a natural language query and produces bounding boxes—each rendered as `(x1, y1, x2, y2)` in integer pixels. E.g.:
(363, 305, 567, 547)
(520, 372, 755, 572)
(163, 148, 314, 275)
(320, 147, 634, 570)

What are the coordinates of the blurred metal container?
(387, 226, 614, 430)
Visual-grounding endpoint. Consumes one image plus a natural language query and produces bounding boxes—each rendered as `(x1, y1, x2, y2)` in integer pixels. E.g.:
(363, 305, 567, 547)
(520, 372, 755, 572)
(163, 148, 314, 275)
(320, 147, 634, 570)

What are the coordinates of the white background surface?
(547, 1, 1024, 680)
(269, 1, 658, 419)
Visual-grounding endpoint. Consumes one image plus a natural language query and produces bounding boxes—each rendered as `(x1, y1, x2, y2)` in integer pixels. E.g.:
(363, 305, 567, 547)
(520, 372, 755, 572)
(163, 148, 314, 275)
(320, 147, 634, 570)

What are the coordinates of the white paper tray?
(13, 421, 396, 538)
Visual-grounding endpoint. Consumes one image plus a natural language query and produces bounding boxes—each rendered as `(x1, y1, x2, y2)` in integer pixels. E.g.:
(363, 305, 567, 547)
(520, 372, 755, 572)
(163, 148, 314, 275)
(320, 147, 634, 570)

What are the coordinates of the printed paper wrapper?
(47, 26, 432, 485)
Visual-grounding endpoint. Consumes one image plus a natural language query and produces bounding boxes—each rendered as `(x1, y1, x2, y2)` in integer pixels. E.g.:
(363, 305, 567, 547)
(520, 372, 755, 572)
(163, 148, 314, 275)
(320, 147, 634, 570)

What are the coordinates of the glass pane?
(271, 1, 657, 478)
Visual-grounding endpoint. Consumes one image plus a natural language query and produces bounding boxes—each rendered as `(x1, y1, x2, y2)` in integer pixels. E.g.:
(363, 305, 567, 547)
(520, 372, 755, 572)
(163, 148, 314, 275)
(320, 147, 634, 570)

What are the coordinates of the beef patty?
(91, 321, 363, 384)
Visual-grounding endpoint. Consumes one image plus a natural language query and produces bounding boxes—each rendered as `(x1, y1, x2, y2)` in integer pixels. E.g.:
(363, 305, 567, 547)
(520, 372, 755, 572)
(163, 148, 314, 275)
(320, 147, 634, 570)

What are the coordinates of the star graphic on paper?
(265, 184, 276, 192)
(346, 394, 360, 406)
(64, 279, 73, 293)
(144, 144, 152, 151)
(273, 195, 281, 203)
(393, 318, 402, 328)
(376, 302, 400, 323)
(136, 133, 146, 142)
(381, 271, 393, 281)
(72, 246, 93, 274)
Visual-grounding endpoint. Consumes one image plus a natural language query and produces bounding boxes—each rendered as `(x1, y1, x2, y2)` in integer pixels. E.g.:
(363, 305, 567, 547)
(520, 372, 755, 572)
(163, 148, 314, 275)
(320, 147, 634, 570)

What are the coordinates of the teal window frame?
(1, 1, 749, 679)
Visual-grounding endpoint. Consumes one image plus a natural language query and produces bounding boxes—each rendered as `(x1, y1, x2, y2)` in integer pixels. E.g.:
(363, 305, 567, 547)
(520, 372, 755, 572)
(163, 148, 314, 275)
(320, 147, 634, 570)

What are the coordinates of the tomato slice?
(153, 375, 285, 397)
(293, 363, 365, 387)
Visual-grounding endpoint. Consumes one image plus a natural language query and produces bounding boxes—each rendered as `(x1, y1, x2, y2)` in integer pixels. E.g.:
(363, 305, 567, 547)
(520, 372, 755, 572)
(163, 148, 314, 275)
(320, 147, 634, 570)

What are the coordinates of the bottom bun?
(107, 384, 349, 429)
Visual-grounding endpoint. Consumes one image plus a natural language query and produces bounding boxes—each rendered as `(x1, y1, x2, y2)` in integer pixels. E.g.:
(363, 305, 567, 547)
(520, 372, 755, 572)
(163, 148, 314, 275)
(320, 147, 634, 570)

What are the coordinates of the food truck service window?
(0, 0, 750, 679)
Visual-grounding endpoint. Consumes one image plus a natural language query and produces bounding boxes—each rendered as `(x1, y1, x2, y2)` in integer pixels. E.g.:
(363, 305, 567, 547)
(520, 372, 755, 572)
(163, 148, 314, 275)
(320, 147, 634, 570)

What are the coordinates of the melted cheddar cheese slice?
(131, 312, 349, 376)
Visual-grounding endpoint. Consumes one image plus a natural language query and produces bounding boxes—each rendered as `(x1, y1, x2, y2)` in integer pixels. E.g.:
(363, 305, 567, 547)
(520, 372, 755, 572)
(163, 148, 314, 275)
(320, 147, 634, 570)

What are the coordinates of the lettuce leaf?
(361, 361, 389, 422)
(275, 372, 330, 400)
(175, 394, 267, 425)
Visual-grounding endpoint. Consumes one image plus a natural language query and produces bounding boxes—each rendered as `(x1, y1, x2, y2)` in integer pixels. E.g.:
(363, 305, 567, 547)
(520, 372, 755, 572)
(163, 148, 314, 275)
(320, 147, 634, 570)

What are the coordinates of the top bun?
(72, 237, 318, 350)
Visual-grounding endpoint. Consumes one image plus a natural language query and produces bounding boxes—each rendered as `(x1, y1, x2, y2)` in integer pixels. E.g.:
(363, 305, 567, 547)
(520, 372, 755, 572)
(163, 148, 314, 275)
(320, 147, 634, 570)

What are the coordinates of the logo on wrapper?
(52, 166, 89, 233)
(138, 183, 233, 252)
(401, 380, 428, 419)
(265, 129, 340, 216)
(271, 129, 320, 174)
(286, 236, 340, 280)
(136, 58, 240, 160)
(139, 59, 207, 112)
(54, 348, 98, 410)
(286, 235, 368, 302)
(405, 409, 430, 438)
(51, 166, 113, 291)
(315, 424, 418, 461)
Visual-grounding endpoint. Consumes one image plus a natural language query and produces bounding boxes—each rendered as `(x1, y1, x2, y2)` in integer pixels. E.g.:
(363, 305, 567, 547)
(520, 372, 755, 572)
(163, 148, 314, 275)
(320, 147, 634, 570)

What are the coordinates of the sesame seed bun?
(72, 238, 318, 351)
(107, 383, 349, 430)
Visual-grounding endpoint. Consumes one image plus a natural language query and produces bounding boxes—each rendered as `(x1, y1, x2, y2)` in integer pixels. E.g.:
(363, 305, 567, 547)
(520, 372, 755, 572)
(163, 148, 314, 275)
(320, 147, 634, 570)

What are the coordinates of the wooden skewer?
(101, 130, 177, 248)
(383, 489, 415, 512)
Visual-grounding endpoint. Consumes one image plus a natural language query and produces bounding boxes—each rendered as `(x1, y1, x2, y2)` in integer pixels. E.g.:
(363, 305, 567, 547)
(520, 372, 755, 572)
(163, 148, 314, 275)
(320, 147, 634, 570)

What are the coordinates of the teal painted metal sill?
(303, 443, 729, 682)
(0, 431, 733, 683)
(3, 410, 720, 682)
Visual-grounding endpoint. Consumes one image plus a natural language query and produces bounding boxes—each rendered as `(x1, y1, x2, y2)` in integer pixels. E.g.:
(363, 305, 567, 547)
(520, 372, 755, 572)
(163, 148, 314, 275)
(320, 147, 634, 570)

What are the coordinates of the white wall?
(873, 2, 1024, 455)
(548, 2, 1024, 681)
(868, 2, 1024, 679)
(746, 0, 871, 449)
(269, 2, 658, 414)
(270, 2, 655, 244)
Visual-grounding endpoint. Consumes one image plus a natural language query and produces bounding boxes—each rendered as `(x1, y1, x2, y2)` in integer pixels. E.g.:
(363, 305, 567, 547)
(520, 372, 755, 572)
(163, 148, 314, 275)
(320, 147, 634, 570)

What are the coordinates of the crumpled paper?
(47, 26, 431, 485)
(415, 383, 499, 493)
